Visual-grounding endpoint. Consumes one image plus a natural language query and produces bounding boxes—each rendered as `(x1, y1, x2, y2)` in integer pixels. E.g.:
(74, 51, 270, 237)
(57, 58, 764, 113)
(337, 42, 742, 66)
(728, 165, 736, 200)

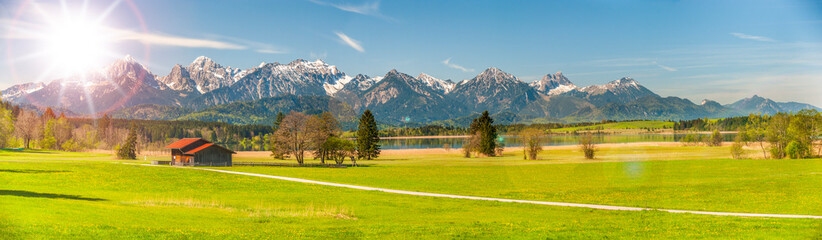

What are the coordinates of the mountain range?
(2, 55, 819, 126)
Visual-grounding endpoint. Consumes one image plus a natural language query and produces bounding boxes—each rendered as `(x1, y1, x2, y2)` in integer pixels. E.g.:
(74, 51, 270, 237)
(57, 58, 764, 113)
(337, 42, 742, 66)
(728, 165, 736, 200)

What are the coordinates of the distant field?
(1, 147, 821, 239)
(552, 121, 674, 132)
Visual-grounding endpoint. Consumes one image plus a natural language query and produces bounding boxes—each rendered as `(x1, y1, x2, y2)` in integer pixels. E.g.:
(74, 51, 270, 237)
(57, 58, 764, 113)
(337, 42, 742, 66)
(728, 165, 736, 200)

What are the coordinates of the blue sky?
(2, 0, 822, 106)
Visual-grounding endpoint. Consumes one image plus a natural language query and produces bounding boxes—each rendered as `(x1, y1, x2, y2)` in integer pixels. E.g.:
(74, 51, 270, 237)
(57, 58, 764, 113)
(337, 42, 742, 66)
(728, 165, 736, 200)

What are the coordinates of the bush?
(579, 133, 597, 160)
(786, 141, 808, 159)
(730, 142, 745, 159)
(709, 129, 722, 147)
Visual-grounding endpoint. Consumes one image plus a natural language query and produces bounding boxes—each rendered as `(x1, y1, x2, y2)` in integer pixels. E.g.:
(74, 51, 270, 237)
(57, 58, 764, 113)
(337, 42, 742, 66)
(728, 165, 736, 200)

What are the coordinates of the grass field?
(552, 121, 674, 132)
(2, 146, 821, 239)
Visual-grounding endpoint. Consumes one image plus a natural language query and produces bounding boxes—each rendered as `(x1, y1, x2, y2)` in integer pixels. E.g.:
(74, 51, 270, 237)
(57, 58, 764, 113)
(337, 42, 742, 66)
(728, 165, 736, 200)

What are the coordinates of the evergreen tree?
(274, 112, 285, 128)
(356, 109, 380, 160)
(469, 111, 498, 156)
(117, 124, 137, 159)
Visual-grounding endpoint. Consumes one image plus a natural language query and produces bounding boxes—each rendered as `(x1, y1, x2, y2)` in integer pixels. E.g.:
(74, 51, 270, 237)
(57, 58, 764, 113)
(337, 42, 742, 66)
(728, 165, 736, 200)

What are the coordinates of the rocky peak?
(418, 73, 456, 94)
(189, 56, 219, 69)
(474, 67, 519, 83)
(531, 71, 577, 95)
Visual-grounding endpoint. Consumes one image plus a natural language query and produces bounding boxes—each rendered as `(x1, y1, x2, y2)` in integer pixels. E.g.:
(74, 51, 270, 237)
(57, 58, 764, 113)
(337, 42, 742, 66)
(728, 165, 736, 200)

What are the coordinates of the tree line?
(730, 110, 822, 159)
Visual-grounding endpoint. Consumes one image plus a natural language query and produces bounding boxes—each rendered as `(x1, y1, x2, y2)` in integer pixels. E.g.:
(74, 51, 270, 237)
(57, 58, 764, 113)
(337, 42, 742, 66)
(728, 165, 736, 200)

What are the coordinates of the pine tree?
(274, 112, 285, 128)
(117, 124, 137, 159)
(469, 111, 497, 156)
(356, 109, 380, 160)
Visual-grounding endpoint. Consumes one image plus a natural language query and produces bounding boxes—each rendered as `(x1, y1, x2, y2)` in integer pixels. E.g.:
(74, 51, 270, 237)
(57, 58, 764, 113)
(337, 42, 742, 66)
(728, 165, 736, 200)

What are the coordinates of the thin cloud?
(442, 58, 474, 72)
(309, 0, 391, 20)
(206, 34, 287, 54)
(653, 61, 677, 72)
(730, 32, 776, 42)
(334, 31, 365, 52)
(1, 19, 248, 50)
(113, 30, 247, 50)
(256, 49, 285, 54)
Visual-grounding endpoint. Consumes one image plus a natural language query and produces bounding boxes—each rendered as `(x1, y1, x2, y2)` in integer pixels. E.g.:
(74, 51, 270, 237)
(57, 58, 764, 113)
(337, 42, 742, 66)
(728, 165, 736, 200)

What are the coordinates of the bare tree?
(462, 132, 481, 158)
(14, 110, 41, 149)
(519, 128, 545, 160)
(579, 133, 598, 160)
(274, 112, 320, 165)
(313, 112, 340, 164)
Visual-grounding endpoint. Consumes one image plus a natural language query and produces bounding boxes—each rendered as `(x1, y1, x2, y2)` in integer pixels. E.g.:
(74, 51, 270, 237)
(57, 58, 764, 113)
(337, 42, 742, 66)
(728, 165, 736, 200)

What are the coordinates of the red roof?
(184, 143, 236, 154)
(165, 138, 205, 149)
(184, 143, 214, 154)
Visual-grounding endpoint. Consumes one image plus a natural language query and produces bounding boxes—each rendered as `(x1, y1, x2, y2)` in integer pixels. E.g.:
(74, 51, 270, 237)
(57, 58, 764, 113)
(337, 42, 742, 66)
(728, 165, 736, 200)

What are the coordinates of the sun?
(41, 12, 113, 78)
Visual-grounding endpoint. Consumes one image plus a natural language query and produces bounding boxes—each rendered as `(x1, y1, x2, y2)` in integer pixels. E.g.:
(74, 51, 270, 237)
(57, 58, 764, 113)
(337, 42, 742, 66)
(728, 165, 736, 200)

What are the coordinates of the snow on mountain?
(160, 56, 247, 94)
(450, 67, 540, 113)
(575, 77, 658, 106)
(530, 71, 577, 95)
(323, 75, 354, 95)
(417, 73, 455, 94)
(1, 82, 46, 101)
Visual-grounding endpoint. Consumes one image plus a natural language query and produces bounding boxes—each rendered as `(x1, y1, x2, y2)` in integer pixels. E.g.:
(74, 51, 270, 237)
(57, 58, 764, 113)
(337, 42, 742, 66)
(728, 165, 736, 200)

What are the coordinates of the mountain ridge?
(3, 56, 819, 124)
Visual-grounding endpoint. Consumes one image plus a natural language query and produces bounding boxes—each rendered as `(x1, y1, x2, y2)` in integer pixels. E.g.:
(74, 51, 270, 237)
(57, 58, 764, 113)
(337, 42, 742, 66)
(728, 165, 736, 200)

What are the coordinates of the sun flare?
(42, 16, 112, 78)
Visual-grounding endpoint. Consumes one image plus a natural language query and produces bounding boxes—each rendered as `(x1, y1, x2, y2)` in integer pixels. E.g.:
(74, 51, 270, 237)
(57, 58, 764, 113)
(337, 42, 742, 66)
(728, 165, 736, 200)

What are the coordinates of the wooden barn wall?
(193, 147, 232, 166)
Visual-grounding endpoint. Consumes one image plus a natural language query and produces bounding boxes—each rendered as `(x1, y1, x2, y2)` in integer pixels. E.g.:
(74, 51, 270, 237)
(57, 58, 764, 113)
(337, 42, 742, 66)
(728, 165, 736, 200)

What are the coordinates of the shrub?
(730, 142, 745, 159)
(786, 141, 808, 159)
(710, 129, 723, 147)
(579, 133, 597, 160)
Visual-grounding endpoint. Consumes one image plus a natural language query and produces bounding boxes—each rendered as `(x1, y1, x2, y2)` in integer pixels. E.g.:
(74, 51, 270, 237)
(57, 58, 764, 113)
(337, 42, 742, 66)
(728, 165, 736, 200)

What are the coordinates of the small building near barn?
(164, 138, 235, 166)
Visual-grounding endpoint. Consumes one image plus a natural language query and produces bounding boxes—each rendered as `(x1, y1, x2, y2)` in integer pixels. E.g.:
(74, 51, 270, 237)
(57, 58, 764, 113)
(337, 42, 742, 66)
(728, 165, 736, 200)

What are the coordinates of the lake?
(379, 133, 738, 149)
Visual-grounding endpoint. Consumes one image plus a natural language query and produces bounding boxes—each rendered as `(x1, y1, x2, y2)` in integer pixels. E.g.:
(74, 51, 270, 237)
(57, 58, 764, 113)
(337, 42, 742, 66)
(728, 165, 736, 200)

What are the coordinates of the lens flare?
(42, 15, 112, 78)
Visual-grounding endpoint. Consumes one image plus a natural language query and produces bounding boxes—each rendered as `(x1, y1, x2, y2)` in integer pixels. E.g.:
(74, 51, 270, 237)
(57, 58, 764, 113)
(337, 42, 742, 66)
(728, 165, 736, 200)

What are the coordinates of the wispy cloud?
(334, 31, 365, 52)
(113, 30, 247, 50)
(2, 19, 250, 50)
(205, 34, 287, 54)
(442, 58, 474, 72)
(256, 49, 285, 54)
(730, 32, 776, 42)
(309, 0, 391, 20)
(653, 61, 677, 72)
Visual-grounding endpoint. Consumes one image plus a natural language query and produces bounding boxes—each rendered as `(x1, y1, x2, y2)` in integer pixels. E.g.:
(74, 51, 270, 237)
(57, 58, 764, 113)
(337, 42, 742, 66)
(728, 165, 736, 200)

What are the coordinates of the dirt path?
(126, 163, 822, 219)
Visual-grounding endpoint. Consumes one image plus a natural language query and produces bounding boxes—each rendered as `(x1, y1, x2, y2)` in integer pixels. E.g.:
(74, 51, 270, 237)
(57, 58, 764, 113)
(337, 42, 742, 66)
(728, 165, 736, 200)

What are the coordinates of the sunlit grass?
(1, 148, 821, 238)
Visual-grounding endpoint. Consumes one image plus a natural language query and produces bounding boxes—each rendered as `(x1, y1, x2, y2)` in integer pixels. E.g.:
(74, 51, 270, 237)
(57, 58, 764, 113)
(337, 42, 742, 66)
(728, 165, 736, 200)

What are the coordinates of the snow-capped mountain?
(330, 74, 383, 110)
(417, 73, 455, 94)
(1, 82, 46, 101)
(4, 55, 819, 123)
(450, 67, 541, 113)
(357, 69, 465, 122)
(10, 55, 180, 114)
(160, 56, 249, 94)
(187, 59, 348, 108)
(577, 77, 658, 106)
(530, 71, 577, 95)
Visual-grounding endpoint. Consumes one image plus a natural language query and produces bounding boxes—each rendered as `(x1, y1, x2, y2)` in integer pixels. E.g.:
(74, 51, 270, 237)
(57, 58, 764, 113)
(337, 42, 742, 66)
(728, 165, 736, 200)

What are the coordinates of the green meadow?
(1, 147, 821, 239)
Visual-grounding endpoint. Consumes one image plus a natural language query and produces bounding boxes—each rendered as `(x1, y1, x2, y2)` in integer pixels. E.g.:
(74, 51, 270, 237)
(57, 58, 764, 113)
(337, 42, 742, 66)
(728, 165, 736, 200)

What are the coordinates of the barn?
(164, 138, 235, 166)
